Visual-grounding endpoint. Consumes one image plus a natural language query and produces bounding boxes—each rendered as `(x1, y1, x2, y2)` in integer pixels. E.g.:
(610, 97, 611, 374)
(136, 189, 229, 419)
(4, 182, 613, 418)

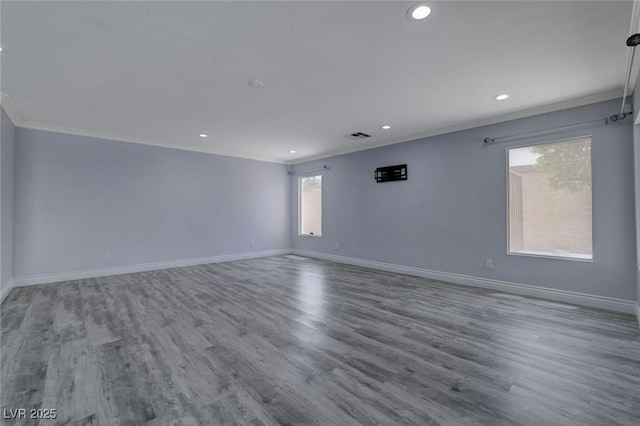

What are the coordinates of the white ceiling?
(0, 1, 634, 164)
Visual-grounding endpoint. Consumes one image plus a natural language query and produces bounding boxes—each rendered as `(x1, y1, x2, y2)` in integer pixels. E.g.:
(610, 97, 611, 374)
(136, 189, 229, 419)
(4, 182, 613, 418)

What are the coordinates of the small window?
(508, 137, 592, 260)
(299, 175, 322, 236)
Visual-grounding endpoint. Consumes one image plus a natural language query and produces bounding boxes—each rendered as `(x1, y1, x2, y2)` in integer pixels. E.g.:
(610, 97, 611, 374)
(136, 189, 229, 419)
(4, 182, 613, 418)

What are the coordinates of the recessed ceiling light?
(199, 133, 208, 138)
(289, 150, 297, 154)
(249, 80, 264, 88)
(381, 125, 391, 130)
(407, 3, 432, 21)
(494, 94, 509, 101)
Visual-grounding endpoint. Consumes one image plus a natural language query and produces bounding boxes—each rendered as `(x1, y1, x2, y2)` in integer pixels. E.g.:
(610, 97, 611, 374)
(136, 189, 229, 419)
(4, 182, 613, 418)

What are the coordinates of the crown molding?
(18, 120, 287, 164)
(0, 94, 25, 127)
(0, 93, 286, 164)
(3, 91, 290, 166)
(1, 90, 624, 167)
(288, 89, 624, 165)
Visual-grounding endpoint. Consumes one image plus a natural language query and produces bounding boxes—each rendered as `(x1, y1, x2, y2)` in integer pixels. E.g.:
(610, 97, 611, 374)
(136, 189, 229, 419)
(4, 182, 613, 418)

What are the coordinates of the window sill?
(507, 251, 593, 262)
(298, 234, 322, 238)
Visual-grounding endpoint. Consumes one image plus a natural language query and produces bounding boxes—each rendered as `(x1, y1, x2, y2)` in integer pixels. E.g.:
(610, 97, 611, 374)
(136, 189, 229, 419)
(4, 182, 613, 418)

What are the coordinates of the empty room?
(1, 1, 640, 425)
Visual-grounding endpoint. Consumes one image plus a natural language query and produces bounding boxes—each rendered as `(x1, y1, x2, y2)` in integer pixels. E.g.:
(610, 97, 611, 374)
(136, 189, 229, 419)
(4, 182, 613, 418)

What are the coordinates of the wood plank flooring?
(1, 255, 639, 425)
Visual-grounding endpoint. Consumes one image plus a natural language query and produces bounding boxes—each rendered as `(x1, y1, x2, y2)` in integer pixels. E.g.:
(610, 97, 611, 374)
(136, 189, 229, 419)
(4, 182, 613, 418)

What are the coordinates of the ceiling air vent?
(346, 132, 371, 140)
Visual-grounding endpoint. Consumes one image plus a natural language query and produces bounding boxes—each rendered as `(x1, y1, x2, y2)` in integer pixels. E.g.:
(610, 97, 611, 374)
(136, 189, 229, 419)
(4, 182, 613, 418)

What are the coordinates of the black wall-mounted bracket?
(374, 164, 407, 183)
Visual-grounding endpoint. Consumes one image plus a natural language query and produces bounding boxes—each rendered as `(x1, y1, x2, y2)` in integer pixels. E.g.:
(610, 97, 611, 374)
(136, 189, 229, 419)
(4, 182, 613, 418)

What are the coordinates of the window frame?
(505, 135, 594, 262)
(298, 174, 323, 238)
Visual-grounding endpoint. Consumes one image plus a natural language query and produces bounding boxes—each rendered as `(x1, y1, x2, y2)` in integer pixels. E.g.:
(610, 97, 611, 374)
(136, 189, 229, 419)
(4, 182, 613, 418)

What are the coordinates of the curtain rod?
(486, 26, 639, 146)
(482, 113, 630, 146)
(620, 0, 640, 116)
(287, 165, 330, 175)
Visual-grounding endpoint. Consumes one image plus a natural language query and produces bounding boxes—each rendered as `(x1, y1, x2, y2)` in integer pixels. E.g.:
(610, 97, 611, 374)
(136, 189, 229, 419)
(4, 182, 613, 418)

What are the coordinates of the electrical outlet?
(250, 240, 255, 247)
(335, 242, 340, 249)
(102, 251, 110, 260)
(485, 258, 494, 270)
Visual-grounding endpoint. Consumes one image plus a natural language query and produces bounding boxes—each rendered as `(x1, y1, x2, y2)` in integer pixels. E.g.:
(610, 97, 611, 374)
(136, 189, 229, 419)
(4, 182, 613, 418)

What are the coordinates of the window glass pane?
(300, 175, 322, 236)
(508, 137, 592, 259)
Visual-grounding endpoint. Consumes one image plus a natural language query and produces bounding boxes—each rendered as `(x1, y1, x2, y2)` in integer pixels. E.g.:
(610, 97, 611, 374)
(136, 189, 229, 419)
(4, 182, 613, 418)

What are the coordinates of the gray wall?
(1, 109, 15, 294)
(14, 128, 290, 278)
(635, 125, 640, 308)
(291, 98, 636, 301)
(634, 86, 640, 309)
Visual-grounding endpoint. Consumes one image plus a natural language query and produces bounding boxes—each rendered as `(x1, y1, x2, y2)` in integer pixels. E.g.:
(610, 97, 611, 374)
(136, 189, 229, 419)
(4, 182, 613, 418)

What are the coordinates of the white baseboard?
(12, 249, 292, 288)
(0, 279, 14, 304)
(292, 249, 637, 315)
(9, 248, 638, 319)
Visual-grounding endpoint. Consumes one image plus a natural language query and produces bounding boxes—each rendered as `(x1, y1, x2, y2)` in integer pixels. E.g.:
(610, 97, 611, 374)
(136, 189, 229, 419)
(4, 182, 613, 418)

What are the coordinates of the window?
(508, 137, 592, 260)
(299, 175, 322, 236)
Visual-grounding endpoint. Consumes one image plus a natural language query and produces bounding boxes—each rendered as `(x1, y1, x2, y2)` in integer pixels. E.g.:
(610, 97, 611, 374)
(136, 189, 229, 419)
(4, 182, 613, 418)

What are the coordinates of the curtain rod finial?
(627, 33, 640, 47)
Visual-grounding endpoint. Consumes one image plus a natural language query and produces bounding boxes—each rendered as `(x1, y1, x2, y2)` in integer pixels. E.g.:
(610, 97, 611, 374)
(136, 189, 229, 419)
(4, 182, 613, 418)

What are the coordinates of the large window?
(299, 175, 322, 236)
(508, 137, 592, 260)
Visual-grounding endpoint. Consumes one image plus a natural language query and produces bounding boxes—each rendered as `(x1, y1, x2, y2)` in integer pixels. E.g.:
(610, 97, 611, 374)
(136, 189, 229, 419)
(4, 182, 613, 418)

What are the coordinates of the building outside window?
(299, 175, 322, 236)
(508, 137, 592, 260)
